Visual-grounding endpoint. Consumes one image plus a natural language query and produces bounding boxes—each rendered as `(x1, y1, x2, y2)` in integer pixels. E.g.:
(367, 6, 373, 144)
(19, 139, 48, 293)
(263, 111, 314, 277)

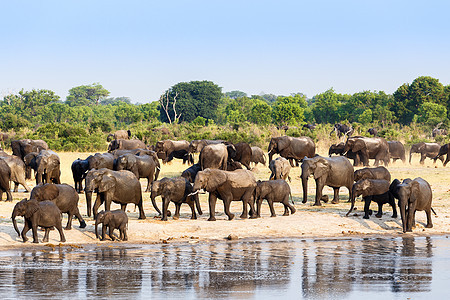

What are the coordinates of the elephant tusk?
(187, 190, 199, 197)
(156, 166, 161, 170)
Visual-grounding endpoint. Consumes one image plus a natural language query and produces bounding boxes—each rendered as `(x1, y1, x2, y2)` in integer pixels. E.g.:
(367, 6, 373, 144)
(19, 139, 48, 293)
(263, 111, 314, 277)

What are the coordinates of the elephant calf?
(255, 179, 295, 217)
(95, 210, 128, 241)
(269, 157, 291, 181)
(181, 163, 201, 183)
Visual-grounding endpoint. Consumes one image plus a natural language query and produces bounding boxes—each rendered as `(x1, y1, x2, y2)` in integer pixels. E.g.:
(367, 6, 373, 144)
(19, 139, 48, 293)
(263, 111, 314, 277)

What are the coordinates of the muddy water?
(0, 236, 449, 299)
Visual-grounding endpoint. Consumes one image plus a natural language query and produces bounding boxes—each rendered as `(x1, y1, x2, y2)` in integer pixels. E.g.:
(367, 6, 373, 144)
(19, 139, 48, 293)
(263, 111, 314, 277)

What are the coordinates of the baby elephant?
(347, 179, 397, 219)
(269, 157, 291, 181)
(95, 210, 128, 241)
(255, 179, 295, 217)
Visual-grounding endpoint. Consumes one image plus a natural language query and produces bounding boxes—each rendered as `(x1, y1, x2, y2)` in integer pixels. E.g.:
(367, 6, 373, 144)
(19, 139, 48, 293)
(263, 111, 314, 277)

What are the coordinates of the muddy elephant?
(107, 139, 146, 152)
(388, 141, 406, 163)
(188, 139, 225, 153)
(34, 150, 61, 185)
(95, 210, 128, 241)
(150, 177, 202, 221)
(269, 157, 291, 181)
(227, 142, 252, 170)
(85, 168, 145, 219)
(255, 179, 295, 217)
(154, 140, 190, 163)
(433, 143, 450, 166)
(354, 166, 391, 182)
(107, 129, 131, 142)
(11, 139, 49, 161)
(115, 153, 159, 192)
(88, 152, 115, 170)
(71, 156, 91, 193)
(346, 179, 396, 219)
(12, 199, 65, 243)
(250, 146, 266, 166)
(343, 136, 390, 166)
(30, 183, 86, 230)
(199, 143, 235, 170)
(0, 159, 12, 201)
(166, 149, 194, 165)
(268, 136, 315, 167)
(409, 142, 442, 164)
(390, 178, 434, 233)
(301, 156, 354, 206)
(181, 163, 201, 183)
(328, 142, 361, 165)
(368, 128, 378, 136)
(193, 168, 257, 221)
(0, 155, 31, 192)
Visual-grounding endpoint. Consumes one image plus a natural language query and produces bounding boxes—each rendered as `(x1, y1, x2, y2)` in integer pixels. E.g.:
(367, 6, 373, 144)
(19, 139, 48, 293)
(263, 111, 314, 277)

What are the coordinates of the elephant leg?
(173, 202, 181, 220)
(425, 209, 433, 228)
(208, 194, 218, 221)
(287, 201, 296, 215)
(120, 203, 127, 211)
(240, 197, 249, 219)
(137, 199, 146, 220)
(331, 187, 340, 204)
(109, 226, 115, 241)
(43, 228, 50, 243)
(375, 202, 383, 218)
(363, 197, 372, 219)
(13, 182, 18, 193)
(420, 154, 425, 165)
(65, 212, 73, 230)
(314, 180, 324, 206)
(224, 198, 235, 221)
(444, 155, 450, 167)
(122, 227, 128, 241)
(5, 189, 12, 202)
(22, 221, 30, 242)
(55, 222, 66, 242)
(162, 197, 170, 221)
(74, 208, 86, 228)
(31, 222, 39, 243)
(187, 200, 196, 219)
(101, 225, 107, 241)
(269, 200, 276, 217)
(92, 193, 103, 219)
(145, 177, 151, 193)
(390, 199, 398, 218)
(282, 203, 290, 216)
(256, 199, 262, 218)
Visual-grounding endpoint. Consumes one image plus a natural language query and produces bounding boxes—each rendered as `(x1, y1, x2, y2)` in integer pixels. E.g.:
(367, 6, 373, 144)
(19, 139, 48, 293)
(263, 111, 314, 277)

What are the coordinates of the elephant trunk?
(154, 164, 160, 181)
(301, 175, 308, 203)
(194, 194, 203, 215)
(85, 191, 93, 217)
(409, 150, 413, 164)
(399, 199, 408, 233)
(150, 192, 162, 215)
(346, 186, 359, 217)
(11, 209, 20, 237)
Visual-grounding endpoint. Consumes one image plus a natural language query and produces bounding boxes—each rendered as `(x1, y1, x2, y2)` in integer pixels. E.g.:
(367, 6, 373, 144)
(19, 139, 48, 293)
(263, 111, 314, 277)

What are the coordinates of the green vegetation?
(1, 76, 449, 152)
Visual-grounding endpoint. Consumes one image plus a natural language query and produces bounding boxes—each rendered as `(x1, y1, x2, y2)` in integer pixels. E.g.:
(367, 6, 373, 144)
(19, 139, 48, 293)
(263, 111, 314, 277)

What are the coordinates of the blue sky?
(1, 0, 449, 103)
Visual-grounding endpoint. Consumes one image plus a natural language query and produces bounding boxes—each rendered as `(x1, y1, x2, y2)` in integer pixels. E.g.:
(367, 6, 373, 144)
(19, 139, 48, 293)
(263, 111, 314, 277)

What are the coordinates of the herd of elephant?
(0, 132, 444, 244)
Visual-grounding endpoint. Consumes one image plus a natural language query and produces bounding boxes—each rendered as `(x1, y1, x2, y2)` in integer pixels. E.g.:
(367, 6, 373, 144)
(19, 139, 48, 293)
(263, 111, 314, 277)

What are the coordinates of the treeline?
(0, 77, 449, 151)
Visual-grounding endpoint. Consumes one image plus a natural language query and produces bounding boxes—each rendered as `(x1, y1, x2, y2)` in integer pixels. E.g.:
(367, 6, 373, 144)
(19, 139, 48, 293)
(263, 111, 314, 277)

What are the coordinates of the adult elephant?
(188, 139, 224, 153)
(0, 155, 31, 192)
(199, 143, 235, 170)
(84, 168, 145, 219)
(343, 136, 390, 166)
(330, 123, 354, 138)
(115, 153, 159, 192)
(434, 143, 450, 166)
(388, 141, 406, 163)
(267, 136, 315, 167)
(71, 156, 92, 193)
(409, 142, 442, 165)
(250, 146, 266, 166)
(11, 139, 49, 161)
(107, 139, 146, 152)
(35, 150, 61, 185)
(154, 139, 189, 163)
(328, 142, 361, 166)
(24, 152, 39, 180)
(107, 129, 131, 142)
(301, 156, 354, 206)
(228, 142, 252, 170)
(0, 159, 12, 201)
(88, 153, 115, 170)
(193, 168, 257, 221)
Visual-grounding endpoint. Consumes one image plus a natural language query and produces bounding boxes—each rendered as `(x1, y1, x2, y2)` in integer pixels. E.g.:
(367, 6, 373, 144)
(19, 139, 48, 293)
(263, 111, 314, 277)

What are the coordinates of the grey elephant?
(343, 136, 390, 166)
(390, 178, 434, 233)
(0, 155, 31, 192)
(88, 152, 115, 170)
(84, 168, 145, 219)
(71, 156, 91, 193)
(193, 168, 257, 221)
(30, 183, 86, 230)
(268, 136, 315, 166)
(188, 139, 224, 153)
(0, 159, 12, 201)
(181, 163, 202, 183)
(154, 139, 190, 163)
(409, 142, 442, 164)
(301, 156, 354, 206)
(199, 143, 235, 170)
(388, 141, 406, 163)
(24, 152, 39, 180)
(34, 150, 61, 185)
(12, 199, 65, 243)
(150, 177, 202, 221)
(107, 139, 146, 152)
(354, 166, 391, 182)
(11, 139, 49, 161)
(107, 129, 131, 142)
(227, 142, 252, 170)
(346, 179, 397, 219)
(166, 149, 194, 165)
(115, 153, 160, 192)
(255, 179, 295, 217)
(95, 210, 128, 241)
(269, 157, 291, 181)
(250, 146, 266, 166)
(328, 142, 361, 165)
(433, 143, 450, 166)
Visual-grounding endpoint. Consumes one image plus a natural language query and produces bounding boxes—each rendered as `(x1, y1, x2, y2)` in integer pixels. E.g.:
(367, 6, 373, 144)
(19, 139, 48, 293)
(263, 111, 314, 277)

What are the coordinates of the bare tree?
(159, 90, 181, 124)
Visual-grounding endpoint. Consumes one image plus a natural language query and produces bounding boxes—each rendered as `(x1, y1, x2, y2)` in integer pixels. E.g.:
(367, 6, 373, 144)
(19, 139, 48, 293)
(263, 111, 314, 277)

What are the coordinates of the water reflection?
(0, 236, 447, 299)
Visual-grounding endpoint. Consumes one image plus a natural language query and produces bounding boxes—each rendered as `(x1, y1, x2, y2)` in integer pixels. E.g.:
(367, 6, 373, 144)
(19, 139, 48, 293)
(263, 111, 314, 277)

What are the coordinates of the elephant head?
(189, 140, 200, 153)
(107, 140, 121, 152)
(85, 168, 116, 217)
(149, 179, 173, 217)
(12, 199, 40, 236)
(390, 178, 414, 232)
(193, 168, 227, 193)
(106, 134, 115, 142)
(328, 143, 345, 156)
(301, 156, 330, 203)
(36, 151, 60, 184)
(268, 137, 290, 161)
(344, 138, 368, 165)
(95, 210, 110, 239)
(24, 152, 39, 180)
(226, 144, 237, 160)
(409, 142, 425, 163)
(115, 154, 139, 178)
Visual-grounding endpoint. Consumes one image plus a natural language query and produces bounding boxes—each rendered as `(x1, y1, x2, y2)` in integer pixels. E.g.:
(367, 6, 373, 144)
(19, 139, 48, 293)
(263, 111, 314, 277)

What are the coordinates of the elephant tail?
(431, 207, 437, 216)
(289, 191, 294, 205)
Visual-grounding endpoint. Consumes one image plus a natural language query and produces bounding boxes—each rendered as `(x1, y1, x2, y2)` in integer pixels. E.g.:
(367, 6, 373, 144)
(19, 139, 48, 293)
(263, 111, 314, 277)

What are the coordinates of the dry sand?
(1, 148, 449, 249)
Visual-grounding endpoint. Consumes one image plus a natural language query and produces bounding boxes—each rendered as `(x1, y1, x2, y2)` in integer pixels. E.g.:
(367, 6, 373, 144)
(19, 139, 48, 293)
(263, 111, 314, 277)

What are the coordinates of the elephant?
(354, 166, 391, 182)
(388, 141, 406, 163)
(199, 143, 235, 170)
(193, 168, 257, 221)
(188, 139, 224, 153)
(95, 210, 128, 241)
(181, 163, 201, 183)
(88, 152, 115, 170)
(0, 159, 12, 201)
(107, 129, 131, 142)
(30, 183, 86, 230)
(368, 128, 378, 136)
(166, 149, 194, 165)
(409, 142, 442, 164)
(71, 156, 91, 193)
(150, 177, 202, 221)
(34, 150, 61, 185)
(301, 156, 354, 206)
(330, 123, 354, 138)
(107, 139, 146, 152)
(432, 128, 447, 137)
(227, 161, 243, 171)
(269, 157, 291, 181)
(0, 155, 31, 192)
(255, 179, 295, 217)
(250, 146, 266, 166)
(346, 179, 396, 219)
(227, 142, 252, 170)
(154, 140, 190, 163)
(24, 152, 39, 180)
(114, 153, 159, 192)
(343, 136, 390, 166)
(11, 139, 49, 161)
(390, 178, 434, 233)
(302, 124, 316, 131)
(328, 142, 361, 165)
(12, 199, 65, 243)
(433, 143, 450, 166)
(268, 136, 315, 167)
(84, 168, 145, 219)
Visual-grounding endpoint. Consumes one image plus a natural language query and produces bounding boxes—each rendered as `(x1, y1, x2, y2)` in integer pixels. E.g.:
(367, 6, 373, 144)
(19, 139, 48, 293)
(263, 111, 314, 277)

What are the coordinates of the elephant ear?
(409, 181, 420, 203)
(103, 212, 112, 224)
(205, 169, 227, 191)
(25, 200, 40, 219)
(352, 139, 366, 152)
(99, 174, 116, 193)
(314, 159, 329, 179)
(277, 137, 290, 151)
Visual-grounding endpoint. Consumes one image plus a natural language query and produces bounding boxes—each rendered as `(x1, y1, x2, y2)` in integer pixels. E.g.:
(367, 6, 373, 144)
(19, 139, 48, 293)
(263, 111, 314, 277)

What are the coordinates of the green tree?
(271, 94, 307, 126)
(312, 89, 346, 123)
(249, 100, 272, 125)
(100, 97, 132, 105)
(66, 83, 110, 106)
(417, 102, 447, 126)
(224, 91, 247, 99)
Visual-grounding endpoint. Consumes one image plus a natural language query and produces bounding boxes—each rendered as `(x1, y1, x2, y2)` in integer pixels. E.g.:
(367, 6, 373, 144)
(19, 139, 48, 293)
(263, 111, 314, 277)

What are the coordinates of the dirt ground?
(1, 148, 449, 249)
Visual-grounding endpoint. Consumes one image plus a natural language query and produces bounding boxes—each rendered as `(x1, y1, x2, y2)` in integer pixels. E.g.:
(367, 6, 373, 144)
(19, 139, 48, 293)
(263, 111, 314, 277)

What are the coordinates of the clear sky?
(1, 0, 449, 103)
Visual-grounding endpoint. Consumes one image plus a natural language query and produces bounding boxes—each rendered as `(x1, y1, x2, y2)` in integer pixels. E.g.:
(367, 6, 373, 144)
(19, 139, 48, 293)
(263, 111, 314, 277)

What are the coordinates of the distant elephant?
(199, 143, 235, 170)
(255, 179, 295, 217)
(269, 157, 291, 181)
(432, 128, 447, 137)
(368, 128, 378, 136)
(250, 146, 266, 166)
(328, 142, 361, 165)
(188, 139, 224, 153)
(154, 140, 190, 163)
(330, 123, 354, 138)
(433, 143, 450, 166)
(343, 136, 390, 166)
(409, 142, 442, 164)
(347, 179, 396, 219)
(150, 177, 202, 221)
(0, 155, 31, 192)
(390, 178, 434, 233)
(302, 124, 316, 131)
(11, 139, 49, 161)
(268, 136, 315, 167)
(0, 159, 12, 201)
(354, 166, 391, 182)
(107, 129, 131, 142)
(115, 153, 159, 192)
(95, 210, 128, 241)
(71, 156, 91, 193)
(193, 168, 257, 221)
(166, 149, 194, 165)
(181, 163, 201, 183)
(227, 142, 252, 170)
(388, 141, 406, 163)
(85, 168, 145, 219)
(88, 152, 115, 170)
(35, 150, 61, 185)
(24, 152, 39, 180)
(107, 139, 146, 152)
(30, 183, 86, 230)
(301, 156, 354, 205)
(12, 199, 65, 243)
